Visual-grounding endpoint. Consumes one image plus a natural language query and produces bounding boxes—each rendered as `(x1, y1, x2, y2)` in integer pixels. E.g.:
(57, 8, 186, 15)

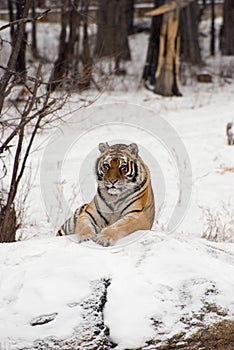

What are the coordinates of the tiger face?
(96, 142, 140, 195)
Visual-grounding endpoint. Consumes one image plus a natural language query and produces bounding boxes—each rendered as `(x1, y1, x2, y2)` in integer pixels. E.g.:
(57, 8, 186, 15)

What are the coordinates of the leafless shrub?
(202, 204, 234, 243)
(0, 66, 69, 242)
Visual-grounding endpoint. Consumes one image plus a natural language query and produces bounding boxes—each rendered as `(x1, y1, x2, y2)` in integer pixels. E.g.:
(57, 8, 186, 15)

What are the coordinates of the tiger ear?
(99, 142, 109, 153)
(129, 143, 138, 156)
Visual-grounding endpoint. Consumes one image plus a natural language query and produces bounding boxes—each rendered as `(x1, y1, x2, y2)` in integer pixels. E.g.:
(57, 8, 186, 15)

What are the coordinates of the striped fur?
(57, 142, 155, 246)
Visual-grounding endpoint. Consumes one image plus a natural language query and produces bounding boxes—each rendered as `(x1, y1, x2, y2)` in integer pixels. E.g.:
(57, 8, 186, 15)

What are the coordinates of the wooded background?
(0, 0, 234, 243)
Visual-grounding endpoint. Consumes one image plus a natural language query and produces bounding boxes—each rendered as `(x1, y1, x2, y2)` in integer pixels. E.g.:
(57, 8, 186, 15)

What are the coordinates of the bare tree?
(7, 0, 15, 42)
(221, 0, 234, 55)
(6, 0, 29, 80)
(0, 1, 100, 242)
(0, 0, 30, 112)
(210, 0, 215, 56)
(0, 3, 68, 242)
(180, 1, 202, 64)
(48, 0, 94, 92)
(94, 0, 131, 72)
(78, 0, 93, 90)
(143, 0, 197, 96)
(0, 67, 68, 242)
(48, 0, 74, 91)
(143, 0, 164, 89)
(31, 0, 39, 58)
(126, 0, 135, 34)
(143, 0, 182, 96)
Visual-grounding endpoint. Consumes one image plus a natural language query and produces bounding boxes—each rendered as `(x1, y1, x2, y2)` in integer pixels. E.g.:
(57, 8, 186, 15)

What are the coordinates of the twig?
(0, 9, 51, 32)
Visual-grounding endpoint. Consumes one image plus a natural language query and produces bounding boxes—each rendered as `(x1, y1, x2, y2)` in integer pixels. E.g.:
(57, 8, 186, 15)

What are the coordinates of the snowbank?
(0, 232, 234, 349)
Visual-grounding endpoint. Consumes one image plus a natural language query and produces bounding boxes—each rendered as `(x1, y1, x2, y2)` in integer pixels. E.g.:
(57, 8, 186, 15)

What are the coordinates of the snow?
(1, 14, 234, 350)
(1, 233, 234, 349)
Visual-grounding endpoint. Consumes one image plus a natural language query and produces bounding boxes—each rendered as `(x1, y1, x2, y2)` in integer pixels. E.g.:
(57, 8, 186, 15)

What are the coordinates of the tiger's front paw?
(77, 228, 96, 243)
(96, 228, 119, 247)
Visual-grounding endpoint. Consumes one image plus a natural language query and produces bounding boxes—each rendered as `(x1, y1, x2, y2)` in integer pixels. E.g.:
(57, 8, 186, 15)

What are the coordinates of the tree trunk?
(7, 0, 15, 42)
(48, 0, 94, 92)
(0, 0, 30, 114)
(155, 9, 181, 96)
(48, 0, 70, 91)
(15, 0, 27, 80)
(0, 205, 18, 243)
(210, 0, 215, 56)
(0, 117, 25, 243)
(180, 1, 202, 64)
(31, 0, 39, 58)
(126, 0, 135, 34)
(95, 0, 131, 68)
(143, 0, 164, 85)
(78, 0, 93, 90)
(221, 0, 234, 55)
(143, 0, 181, 97)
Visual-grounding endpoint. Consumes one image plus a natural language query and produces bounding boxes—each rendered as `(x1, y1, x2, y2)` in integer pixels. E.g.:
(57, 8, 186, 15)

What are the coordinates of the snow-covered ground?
(1, 231, 234, 349)
(0, 16, 234, 350)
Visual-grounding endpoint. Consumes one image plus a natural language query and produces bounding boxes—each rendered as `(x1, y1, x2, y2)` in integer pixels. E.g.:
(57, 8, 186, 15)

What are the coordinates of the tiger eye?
(120, 163, 127, 171)
(103, 162, 110, 170)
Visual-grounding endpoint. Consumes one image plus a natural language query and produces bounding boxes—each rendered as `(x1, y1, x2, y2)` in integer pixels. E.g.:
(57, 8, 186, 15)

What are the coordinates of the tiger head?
(96, 142, 144, 195)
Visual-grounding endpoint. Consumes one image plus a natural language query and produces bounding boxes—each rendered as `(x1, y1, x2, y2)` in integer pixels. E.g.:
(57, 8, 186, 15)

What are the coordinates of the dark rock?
(30, 313, 58, 326)
(197, 73, 212, 83)
(22, 278, 112, 350)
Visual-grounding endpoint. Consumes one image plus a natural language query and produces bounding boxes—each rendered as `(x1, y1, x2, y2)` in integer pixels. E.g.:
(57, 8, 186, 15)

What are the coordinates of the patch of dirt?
(135, 319, 234, 350)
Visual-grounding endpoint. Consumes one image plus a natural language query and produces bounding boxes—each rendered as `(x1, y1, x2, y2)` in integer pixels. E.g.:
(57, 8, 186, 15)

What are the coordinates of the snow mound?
(0, 232, 234, 349)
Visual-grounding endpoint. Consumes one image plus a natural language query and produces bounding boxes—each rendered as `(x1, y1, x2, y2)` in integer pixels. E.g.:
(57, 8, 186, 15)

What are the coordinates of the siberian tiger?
(57, 142, 155, 246)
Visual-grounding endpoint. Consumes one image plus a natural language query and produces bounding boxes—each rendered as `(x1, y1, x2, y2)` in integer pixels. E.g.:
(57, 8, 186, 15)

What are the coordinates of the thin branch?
(0, 0, 31, 114)
(23, 64, 42, 116)
(0, 65, 49, 86)
(7, 115, 25, 205)
(15, 116, 41, 194)
(0, 95, 54, 155)
(0, 9, 51, 32)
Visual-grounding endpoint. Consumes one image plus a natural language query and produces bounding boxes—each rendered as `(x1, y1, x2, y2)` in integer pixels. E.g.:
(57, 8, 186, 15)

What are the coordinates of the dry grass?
(202, 204, 234, 243)
(219, 166, 234, 175)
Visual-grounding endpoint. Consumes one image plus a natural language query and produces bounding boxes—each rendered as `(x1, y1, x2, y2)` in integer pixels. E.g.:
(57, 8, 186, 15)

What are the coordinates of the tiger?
(57, 142, 155, 246)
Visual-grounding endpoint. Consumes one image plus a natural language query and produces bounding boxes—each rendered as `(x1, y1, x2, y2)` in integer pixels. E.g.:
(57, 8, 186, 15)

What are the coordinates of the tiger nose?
(109, 178, 118, 185)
